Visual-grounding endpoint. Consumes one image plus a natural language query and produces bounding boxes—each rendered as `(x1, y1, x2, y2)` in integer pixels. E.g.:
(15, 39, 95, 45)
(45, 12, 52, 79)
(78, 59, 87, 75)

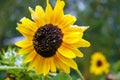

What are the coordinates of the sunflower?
(90, 52, 110, 75)
(5, 77, 11, 80)
(15, 0, 90, 76)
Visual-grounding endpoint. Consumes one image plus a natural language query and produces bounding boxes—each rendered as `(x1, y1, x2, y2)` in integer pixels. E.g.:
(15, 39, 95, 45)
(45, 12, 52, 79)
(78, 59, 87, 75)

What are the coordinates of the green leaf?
(51, 72, 72, 80)
(113, 60, 120, 73)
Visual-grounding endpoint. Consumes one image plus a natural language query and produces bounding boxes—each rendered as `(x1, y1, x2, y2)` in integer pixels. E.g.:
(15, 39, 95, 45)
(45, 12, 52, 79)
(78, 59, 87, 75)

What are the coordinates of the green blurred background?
(0, 0, 120, 80)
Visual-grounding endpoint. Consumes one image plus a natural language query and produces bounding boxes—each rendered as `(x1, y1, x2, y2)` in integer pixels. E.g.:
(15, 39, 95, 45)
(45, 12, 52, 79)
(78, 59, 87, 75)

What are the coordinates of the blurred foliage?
(0, 0, 120, 80)
(113, 60, 120, 73)
(0, 47, 73, 80)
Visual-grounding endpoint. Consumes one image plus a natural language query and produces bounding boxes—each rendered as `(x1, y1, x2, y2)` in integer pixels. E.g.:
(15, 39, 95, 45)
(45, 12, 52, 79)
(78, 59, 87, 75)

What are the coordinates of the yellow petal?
(58, 44, 76, 58)
(63, 32, 83, 44)
(35, 6, 45, 26)
(20, 17, 37, 32)
(79, 26, 90, 32)
(15, 40, 32, 48)
(57, 14, 76, 29)
(23, 51, 37, 63)
(27, 55, 39, 71)
(72, 49, 83, 57)
(51, 0, 65, 24)
(57, 53, 78, 70)
(18, 47, 34, 54)
(35, 6, 44, 17)
(66, 25, 89, 32)
(63, 43, 84, 57)
(17, 23, 34, 39)
(43, 58, 50, 76)
(55, 56, 70, 73)
(35, 55, 43, 75)
(73, 39, 91, 47)
(62, 25, 87, 33)
(44, 0, 53, 24)
(50, 57, 56, 72)
(29, 7, 45, 27)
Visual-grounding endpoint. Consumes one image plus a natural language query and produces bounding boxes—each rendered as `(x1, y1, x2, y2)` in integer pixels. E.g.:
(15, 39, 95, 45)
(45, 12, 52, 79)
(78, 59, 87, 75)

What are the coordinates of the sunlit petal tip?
(35, 5, 43, 11)
(80, 26, 90, 32)
(16, 27, 19, 31)
(20, 17, 26, 22)
(28, 7, 34, 13)
(56, 0, 63, 4)
(28, 6, 32, 10)
(36, 5, 41, 8)
(46, 0, 49, 5)
(46, 0, 53, 10)
(16, 23, 19, 26)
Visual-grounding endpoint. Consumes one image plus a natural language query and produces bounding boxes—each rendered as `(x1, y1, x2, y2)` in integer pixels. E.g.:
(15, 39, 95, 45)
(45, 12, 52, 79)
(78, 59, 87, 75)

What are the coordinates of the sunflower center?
(33, 24, 63, 57)
(97, 60, 102, 67)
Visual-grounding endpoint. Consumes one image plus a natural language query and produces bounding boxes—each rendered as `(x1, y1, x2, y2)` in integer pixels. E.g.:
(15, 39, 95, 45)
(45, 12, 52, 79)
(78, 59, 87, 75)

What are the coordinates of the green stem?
(76, 69, 85, 80)
(0, 66, 25, 70)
